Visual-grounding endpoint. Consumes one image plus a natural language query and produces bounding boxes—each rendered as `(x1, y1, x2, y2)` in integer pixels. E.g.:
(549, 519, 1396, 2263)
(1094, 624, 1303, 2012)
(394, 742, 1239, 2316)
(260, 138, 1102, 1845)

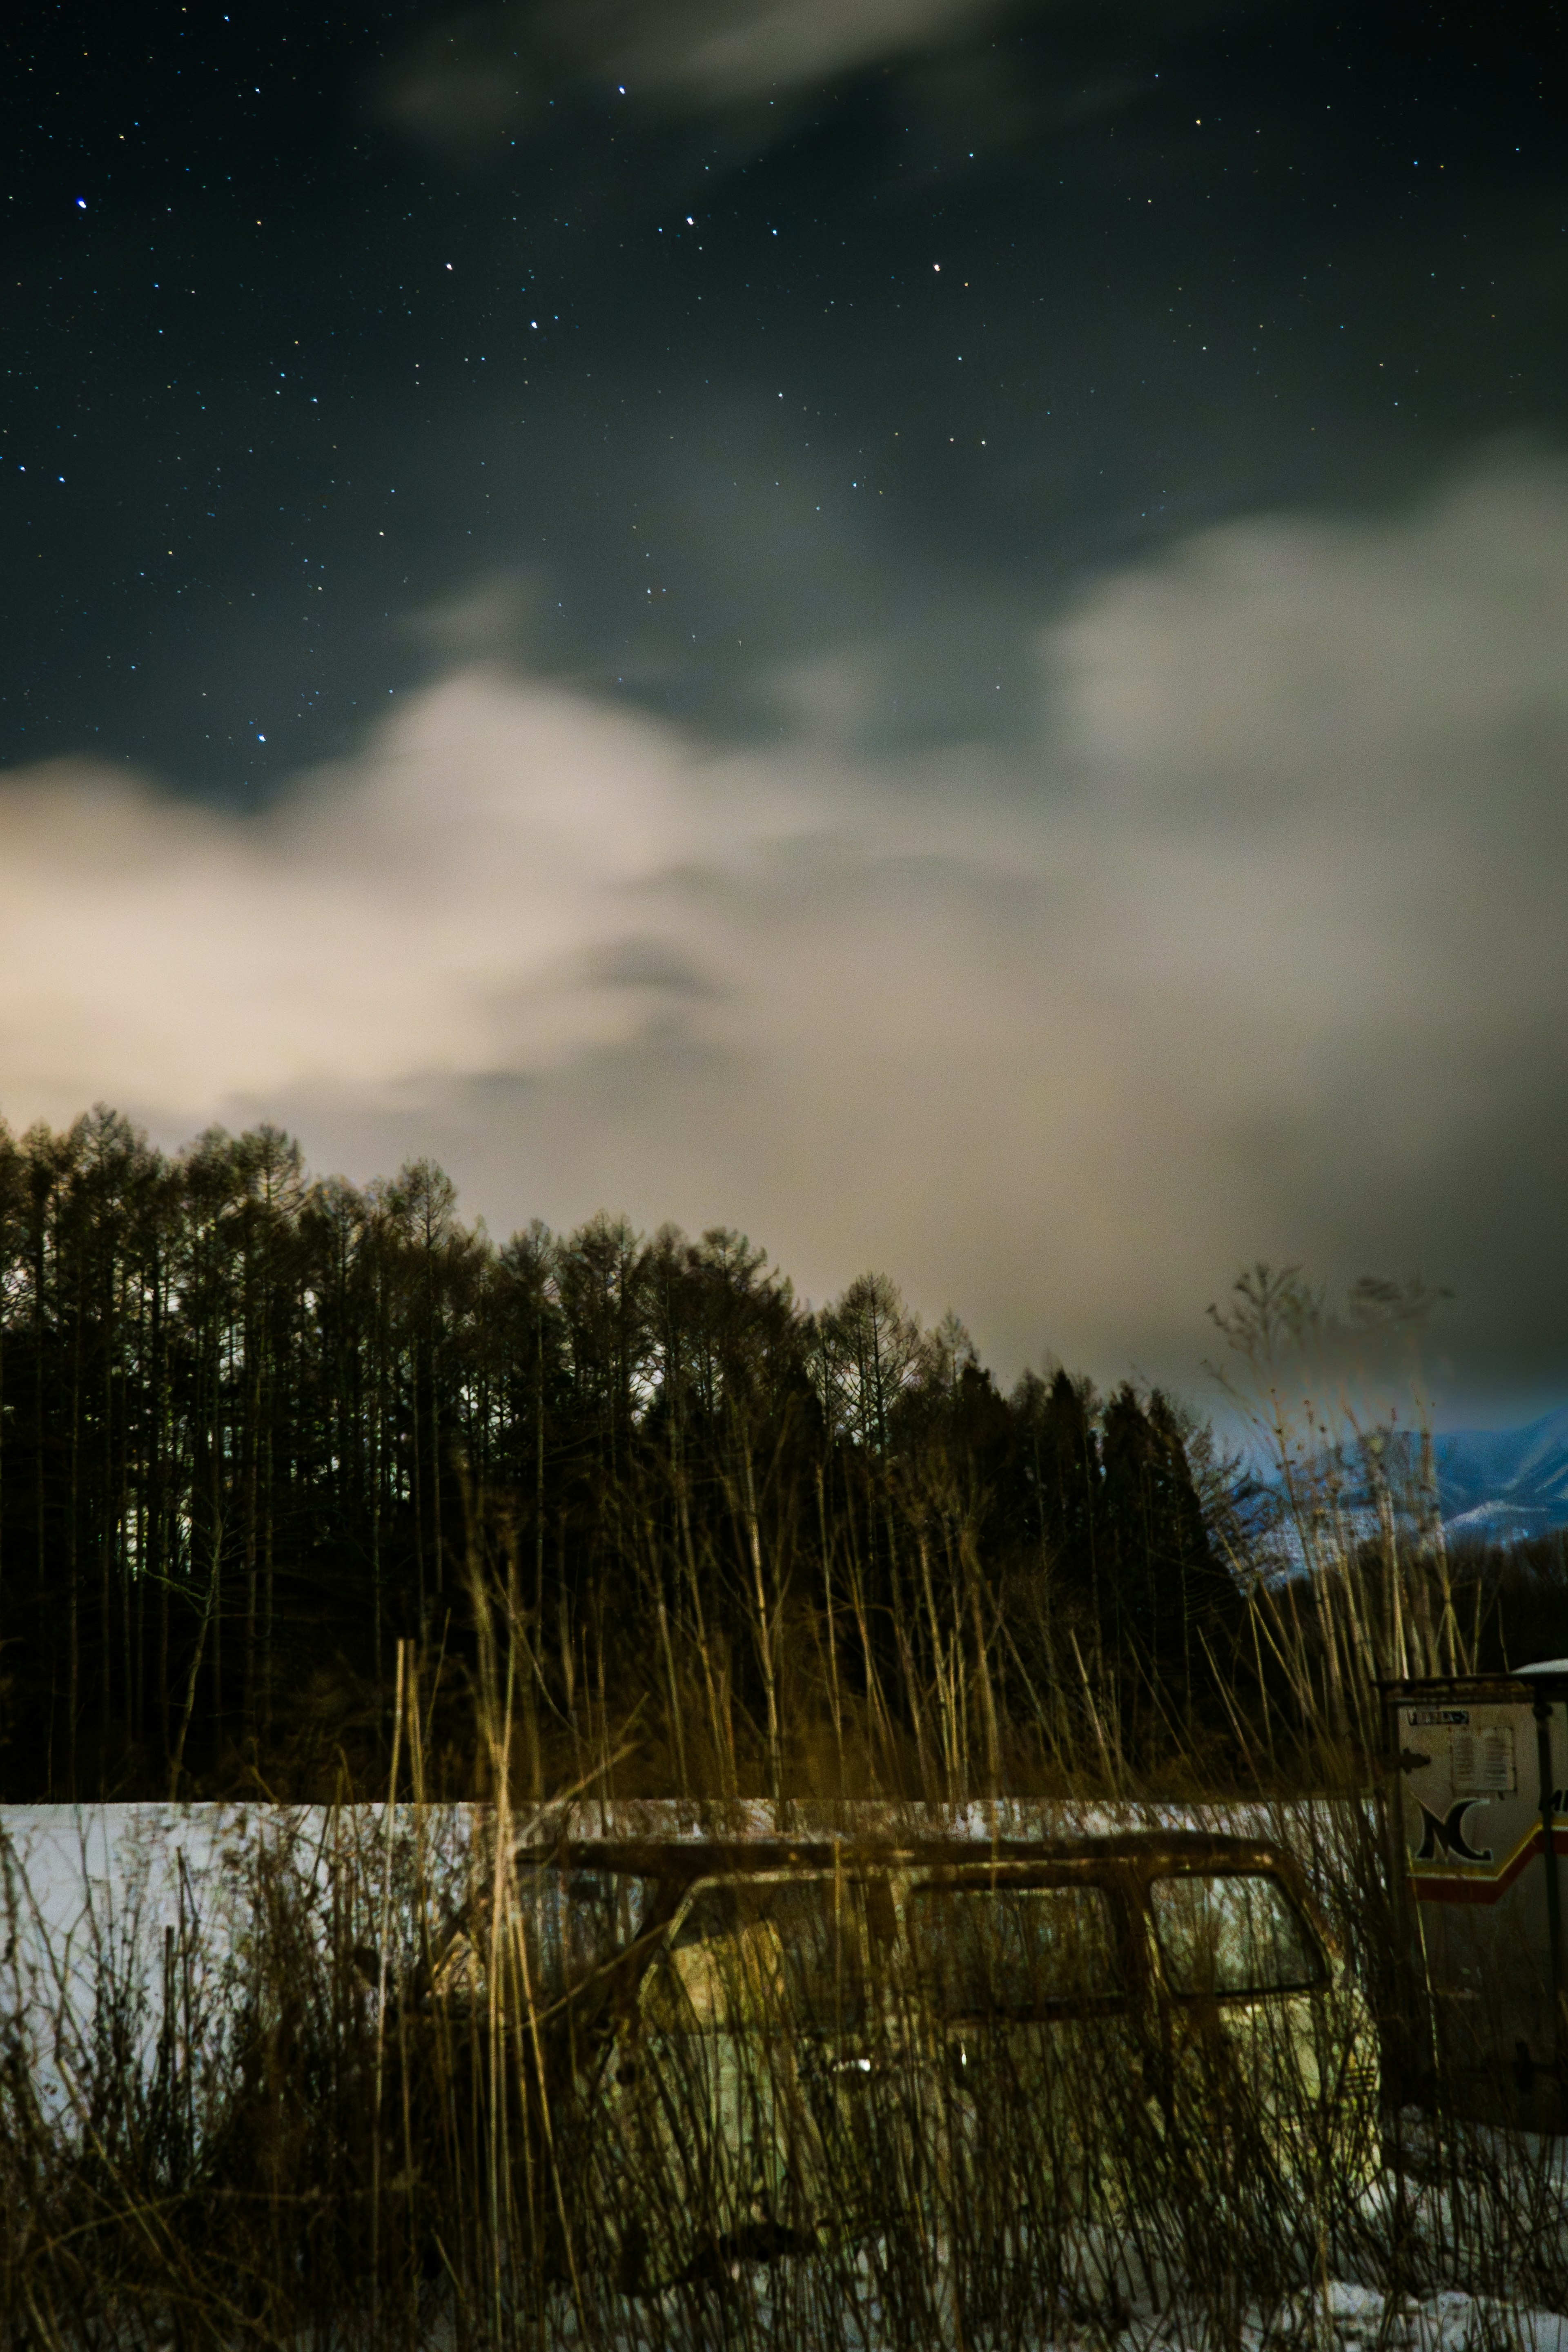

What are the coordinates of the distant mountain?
(1269, 1407, 1568, 1555)
(1431, 1405, 1568, 1540)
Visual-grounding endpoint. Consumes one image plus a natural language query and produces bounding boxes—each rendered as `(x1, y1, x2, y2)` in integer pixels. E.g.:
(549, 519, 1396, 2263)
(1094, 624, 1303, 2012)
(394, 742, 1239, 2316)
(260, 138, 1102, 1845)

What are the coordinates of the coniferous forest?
(0, 1107, 1266, 1802)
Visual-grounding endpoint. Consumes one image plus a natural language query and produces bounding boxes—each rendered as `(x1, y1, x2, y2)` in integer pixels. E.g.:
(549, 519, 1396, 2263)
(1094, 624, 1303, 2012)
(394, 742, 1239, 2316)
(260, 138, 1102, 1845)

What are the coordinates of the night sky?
(4, 0, 1566, 1415)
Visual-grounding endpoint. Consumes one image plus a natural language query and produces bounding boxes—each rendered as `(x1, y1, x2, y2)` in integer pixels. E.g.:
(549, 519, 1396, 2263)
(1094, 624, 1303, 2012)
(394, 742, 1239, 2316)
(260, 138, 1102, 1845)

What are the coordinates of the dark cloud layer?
(371, 0, 1015, 150)
(2, 0, 1565, 1416)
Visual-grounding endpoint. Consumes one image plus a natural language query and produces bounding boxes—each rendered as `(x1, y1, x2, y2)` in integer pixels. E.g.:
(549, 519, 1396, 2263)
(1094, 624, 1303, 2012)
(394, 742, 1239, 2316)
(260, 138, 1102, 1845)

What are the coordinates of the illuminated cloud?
(2, 450, 1564, 1394)
(372, 0, 1010, 159)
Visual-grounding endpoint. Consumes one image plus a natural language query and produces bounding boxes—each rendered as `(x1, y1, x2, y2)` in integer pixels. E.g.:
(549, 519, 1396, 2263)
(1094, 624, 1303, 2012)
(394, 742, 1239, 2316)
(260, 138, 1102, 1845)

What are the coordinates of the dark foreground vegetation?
(1, 1107, 1564, 1803)
(3, 1646, 1567, 2352)
(4, 1109, 1568, 2347)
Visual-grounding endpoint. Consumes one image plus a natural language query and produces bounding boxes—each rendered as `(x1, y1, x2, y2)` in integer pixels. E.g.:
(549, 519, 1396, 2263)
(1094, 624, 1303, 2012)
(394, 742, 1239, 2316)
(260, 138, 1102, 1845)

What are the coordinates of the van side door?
(600, 1870, 892, 2279)
(902, 1870, 1148, 2213)
(1145, 1868, 1372, 2195)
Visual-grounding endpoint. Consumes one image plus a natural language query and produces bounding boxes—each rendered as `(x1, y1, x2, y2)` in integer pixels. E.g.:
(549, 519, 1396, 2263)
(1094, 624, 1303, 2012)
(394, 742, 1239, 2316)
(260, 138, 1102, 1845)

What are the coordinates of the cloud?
(0, 683, 808, 1120)
(550, 0, 1008, 107)
(1055, 454, 1568, 820)
(371, 0, 1009, 160)
(2, 449, 1565, 1403)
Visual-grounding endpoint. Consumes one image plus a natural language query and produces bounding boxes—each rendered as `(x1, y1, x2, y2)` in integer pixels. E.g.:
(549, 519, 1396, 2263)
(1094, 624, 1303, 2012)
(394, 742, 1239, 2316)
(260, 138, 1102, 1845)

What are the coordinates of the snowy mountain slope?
(1432, 1405, 1568, 1534)
(1263, 1408, 1568, 1550)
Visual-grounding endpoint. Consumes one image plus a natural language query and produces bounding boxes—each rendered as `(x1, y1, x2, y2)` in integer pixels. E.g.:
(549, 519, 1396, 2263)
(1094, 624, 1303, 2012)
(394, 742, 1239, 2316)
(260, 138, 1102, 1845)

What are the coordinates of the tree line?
(0, 1108, 1250, 1801)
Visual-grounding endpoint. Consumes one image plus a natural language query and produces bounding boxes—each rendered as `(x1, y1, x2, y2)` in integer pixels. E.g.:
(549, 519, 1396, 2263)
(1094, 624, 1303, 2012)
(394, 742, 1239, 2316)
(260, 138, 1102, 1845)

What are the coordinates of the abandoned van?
(433, 1829, 1380, 2290)
(1385, 1665, 1568, 2130)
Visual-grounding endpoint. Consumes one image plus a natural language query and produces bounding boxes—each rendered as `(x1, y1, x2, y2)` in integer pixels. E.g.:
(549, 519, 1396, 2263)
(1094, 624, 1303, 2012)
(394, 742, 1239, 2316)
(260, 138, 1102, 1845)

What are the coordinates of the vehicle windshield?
(908, 1882, 1122, 2018)
(1149, 1872, 1323, 1998)
(640, 1875, 889, 2033)
(513, 1866, 660, 2004)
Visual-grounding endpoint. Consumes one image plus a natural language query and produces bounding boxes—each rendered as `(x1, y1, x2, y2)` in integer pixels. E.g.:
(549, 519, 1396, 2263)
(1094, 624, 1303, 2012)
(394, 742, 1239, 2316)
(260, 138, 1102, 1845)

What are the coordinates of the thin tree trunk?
(101, 1278, 116, 1788)
(964, 1535, 1002, 1795)
(371, 1320, 383, 1695)
(168, 1543, 221, 1800)
(243, 1241, 260, 1741)
(411, 1373, 427, 1634)
(648, 1525, 688, 1795)
(67, 1285, 81, 1800)
(209, 1347, 223, 1757)
(737, 1431, 782, 1805)
(917, 1532, 957, 1796)
(531, 1304, 545, 1795)
(33, 1201, 49, 1795)
(0, 1320, 4, 1671)
(817, 1467, 845, 1798)
(428, 1304, 443, 1596)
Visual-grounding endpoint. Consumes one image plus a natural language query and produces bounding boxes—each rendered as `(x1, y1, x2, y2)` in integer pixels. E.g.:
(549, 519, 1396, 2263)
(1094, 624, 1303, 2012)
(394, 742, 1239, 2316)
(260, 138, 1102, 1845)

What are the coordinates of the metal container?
(1383, 1664, 1568, 2127)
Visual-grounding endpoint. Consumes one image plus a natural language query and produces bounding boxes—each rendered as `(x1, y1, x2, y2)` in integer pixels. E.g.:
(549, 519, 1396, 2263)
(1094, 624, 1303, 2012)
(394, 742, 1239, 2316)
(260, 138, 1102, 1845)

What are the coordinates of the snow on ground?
(540, 2266, 1568, 2352)
(1312, 2285, 1568, 2352)
(0, 1802, 479, 2132)
(316, 2266, 1568, 2352)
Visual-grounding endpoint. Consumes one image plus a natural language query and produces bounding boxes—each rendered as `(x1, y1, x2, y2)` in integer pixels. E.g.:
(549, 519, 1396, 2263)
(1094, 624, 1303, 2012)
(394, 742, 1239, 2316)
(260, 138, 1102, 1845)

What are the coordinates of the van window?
(514, 1866, 658, 2002)
(1150, 1873, 1323, 1998)
(644, 1877, 881, 2033)
(909, 1884, 1122, 2018)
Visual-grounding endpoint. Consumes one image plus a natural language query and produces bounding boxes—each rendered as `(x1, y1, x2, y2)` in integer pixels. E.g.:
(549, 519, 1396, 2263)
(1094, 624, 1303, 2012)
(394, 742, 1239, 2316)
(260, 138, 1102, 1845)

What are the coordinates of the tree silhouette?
(0, 1107, 1251, 1800)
